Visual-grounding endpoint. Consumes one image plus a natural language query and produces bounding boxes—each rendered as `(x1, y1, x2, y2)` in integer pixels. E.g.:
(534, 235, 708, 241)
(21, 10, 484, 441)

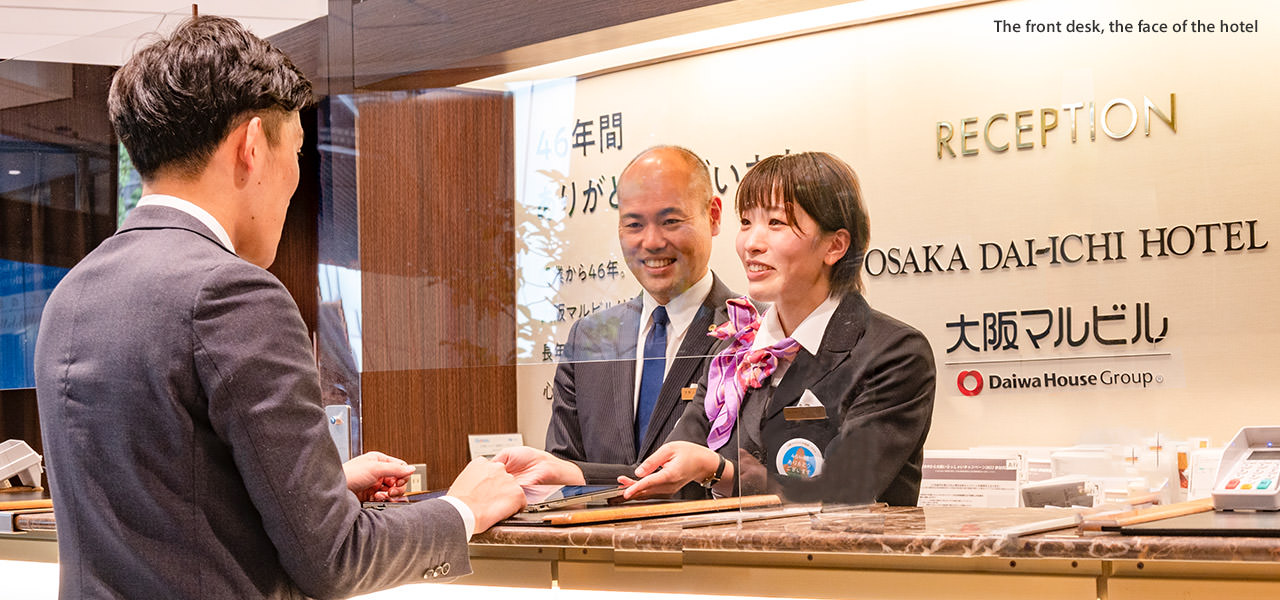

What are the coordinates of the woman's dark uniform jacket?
(668, 293, 936, 506)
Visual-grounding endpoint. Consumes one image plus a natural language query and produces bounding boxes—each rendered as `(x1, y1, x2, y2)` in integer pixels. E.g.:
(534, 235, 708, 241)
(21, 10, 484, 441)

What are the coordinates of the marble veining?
(16, 504, 1280, 563)
(470, 505, 1280, 563)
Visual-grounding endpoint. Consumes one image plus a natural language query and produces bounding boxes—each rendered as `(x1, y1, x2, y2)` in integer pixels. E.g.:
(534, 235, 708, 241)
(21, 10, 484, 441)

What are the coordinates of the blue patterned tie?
(635, 306, 669, 447)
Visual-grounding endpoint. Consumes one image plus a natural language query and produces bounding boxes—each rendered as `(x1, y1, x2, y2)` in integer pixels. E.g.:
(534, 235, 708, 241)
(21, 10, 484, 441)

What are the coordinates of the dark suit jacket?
(545, 275, 736, 484)
(669, 293, 935, 506)
(35, 206, 468, 599)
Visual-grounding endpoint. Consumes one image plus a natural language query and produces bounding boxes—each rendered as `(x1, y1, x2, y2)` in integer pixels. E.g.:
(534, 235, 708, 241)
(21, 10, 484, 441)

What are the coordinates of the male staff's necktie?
(635, 306, 669, 447)
(704, 298, 800, 451)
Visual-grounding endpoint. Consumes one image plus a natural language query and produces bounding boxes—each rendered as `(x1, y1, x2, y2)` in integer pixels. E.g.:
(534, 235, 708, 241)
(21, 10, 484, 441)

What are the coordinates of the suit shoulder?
(194, 259, 297, 316)
(864, 307, 934, 355)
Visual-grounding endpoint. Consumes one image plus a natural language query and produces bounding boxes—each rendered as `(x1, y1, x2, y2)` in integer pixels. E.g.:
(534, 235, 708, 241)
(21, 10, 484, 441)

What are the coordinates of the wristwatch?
(701, 454, 727, 489)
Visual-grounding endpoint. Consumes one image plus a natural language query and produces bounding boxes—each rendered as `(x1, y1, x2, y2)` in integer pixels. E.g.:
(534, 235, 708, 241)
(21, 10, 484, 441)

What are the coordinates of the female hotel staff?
(621, 152, 936, 506)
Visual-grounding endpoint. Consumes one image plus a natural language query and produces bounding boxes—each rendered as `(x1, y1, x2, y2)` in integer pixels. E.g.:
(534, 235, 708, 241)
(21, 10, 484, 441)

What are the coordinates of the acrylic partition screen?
(0, 59, 119, 390)
(333, 0, 1280, 505)
(480, 0, 1280, 509)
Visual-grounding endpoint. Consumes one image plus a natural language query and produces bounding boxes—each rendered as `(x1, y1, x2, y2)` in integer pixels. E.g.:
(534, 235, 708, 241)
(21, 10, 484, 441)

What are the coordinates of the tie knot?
(652, 306, 669, 327)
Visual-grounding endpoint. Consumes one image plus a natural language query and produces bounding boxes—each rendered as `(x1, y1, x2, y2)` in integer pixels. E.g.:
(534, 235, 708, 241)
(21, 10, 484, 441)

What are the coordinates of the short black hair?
(735, 152, 871, 295)
(108, 15, 313, 180)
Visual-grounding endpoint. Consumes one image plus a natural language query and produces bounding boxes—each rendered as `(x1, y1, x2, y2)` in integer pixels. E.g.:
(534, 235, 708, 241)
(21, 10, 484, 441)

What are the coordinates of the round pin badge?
(776, 438, 823, 479)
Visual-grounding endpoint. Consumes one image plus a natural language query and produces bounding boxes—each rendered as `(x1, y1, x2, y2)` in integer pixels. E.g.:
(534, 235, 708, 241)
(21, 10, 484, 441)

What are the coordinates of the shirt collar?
(639, 270, 714, 333)
(135, 194, 235, 253)
(752, 294, 843, 354)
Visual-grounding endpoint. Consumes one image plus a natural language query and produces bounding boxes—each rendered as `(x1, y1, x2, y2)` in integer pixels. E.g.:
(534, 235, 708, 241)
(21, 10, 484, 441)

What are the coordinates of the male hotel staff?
(34, 16, 523, 599)
(541, 146, 738, 484)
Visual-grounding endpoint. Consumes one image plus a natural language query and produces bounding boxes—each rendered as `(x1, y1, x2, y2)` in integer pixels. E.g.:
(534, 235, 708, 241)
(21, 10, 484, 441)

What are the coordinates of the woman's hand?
(619, 441, 723, 500)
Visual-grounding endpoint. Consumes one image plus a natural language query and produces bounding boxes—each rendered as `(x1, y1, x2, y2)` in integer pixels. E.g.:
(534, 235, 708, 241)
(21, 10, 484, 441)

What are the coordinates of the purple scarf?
(704, 298, 799, 451)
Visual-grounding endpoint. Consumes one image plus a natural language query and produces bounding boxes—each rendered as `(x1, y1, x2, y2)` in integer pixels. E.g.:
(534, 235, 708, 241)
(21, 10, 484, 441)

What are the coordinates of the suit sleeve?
(786, 325, 935, 506)
(545, 320, 587, 461)
(667, 372, 713, 447)
(192, 261, 469, 599)
(660, 372, 722, 500)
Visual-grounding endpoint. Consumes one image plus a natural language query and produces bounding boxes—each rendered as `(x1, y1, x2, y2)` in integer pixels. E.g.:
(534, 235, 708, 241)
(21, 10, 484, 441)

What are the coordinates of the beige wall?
(514, 0, 1279, 451)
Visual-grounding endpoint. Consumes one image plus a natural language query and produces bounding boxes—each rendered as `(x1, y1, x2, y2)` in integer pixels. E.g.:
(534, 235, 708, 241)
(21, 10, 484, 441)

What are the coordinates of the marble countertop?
(472, 504, 1280, 563)
(14, 503, 1280, 563)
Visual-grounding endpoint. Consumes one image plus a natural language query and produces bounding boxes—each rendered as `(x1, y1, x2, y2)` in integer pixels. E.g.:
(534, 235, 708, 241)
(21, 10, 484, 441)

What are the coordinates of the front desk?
(3, 1, 1280, 599)
(6, 505, 1280, 600)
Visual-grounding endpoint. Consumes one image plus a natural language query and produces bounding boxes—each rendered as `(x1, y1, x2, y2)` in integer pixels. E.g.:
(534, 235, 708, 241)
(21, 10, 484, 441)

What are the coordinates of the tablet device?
(375, 485, 626, 513)
(522, 485, 626, 512)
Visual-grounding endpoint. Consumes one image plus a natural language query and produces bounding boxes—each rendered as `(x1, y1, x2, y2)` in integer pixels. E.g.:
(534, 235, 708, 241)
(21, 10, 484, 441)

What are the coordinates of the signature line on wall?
(944, 352, 1173, 366)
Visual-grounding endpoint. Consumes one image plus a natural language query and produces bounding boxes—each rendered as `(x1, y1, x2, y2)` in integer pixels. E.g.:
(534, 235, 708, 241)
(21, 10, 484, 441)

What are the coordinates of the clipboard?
(502, 494, 782, 526)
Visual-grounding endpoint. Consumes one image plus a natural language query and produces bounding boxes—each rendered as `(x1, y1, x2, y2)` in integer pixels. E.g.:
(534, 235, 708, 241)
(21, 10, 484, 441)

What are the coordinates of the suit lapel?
(614, 297, 642, 461)
(766, 294, 868, 419)
(767, 348, 846, 418)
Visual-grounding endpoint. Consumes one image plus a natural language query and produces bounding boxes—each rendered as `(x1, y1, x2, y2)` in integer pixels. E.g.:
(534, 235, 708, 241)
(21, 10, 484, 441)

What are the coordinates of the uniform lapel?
(766, 294, 868, 419)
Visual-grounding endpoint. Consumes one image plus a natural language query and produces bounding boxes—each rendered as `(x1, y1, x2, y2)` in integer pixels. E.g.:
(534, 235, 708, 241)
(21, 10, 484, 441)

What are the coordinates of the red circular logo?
(957, 370, 983, 396)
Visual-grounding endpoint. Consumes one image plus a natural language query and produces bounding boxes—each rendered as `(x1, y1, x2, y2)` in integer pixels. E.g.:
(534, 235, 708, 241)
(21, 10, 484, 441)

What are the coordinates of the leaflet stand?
(0, 440, 43, 489)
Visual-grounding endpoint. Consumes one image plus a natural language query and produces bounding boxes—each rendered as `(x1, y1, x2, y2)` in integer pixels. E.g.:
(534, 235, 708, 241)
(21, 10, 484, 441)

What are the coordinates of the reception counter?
(6, 505, 1280, 599)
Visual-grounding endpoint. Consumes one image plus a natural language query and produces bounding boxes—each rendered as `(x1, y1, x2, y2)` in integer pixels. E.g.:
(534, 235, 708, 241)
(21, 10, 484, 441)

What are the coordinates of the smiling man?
(542, 146, 739, 485)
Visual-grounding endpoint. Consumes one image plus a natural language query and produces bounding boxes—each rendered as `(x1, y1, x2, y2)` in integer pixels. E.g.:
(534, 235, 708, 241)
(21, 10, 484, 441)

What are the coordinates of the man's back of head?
(110, 15, 313, 267)
(109, 15, 312, 182)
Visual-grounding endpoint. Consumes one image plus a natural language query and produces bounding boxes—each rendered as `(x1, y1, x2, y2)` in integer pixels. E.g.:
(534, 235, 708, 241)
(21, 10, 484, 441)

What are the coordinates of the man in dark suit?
(34, 16, 524, 599)
(534, 146, 737, 486)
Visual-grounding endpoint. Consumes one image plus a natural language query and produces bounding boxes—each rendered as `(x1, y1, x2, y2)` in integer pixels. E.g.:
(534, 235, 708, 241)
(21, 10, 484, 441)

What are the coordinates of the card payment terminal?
(1212, 426, 1280, 511)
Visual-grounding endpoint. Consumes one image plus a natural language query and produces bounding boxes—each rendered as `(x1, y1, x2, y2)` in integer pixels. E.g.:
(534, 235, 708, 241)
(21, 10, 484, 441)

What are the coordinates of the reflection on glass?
(512, 78, 578, 363)
(0, 259, 69, 389)
(510, 78, 639, 366)
(0, 57, 117, 390)
(317, 95, 364, 454)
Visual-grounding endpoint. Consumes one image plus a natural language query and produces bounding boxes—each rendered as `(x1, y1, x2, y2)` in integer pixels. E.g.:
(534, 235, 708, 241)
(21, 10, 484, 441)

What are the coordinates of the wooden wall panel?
(357, 89, 515, 487)
(0, 389, 40, 453)
(267, 104, 321, 334)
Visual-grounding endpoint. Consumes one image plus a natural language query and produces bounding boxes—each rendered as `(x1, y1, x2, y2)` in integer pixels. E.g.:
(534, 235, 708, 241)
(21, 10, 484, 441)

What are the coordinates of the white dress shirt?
(751, 294, 843, 388)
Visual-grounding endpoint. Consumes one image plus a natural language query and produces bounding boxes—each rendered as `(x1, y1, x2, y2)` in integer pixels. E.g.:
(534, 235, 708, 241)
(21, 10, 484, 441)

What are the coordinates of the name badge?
(784, 406, 827, 421)
(784, 388, 827, 421)
(680, 385, 698, 400)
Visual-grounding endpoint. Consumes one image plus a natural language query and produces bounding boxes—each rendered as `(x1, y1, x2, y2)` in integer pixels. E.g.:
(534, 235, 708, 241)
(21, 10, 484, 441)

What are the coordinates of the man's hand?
(492, 446, 586, 486)
(447, 458, 527, 534)
(343, 451, 415, 502)
(618, 441, 722, 500)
